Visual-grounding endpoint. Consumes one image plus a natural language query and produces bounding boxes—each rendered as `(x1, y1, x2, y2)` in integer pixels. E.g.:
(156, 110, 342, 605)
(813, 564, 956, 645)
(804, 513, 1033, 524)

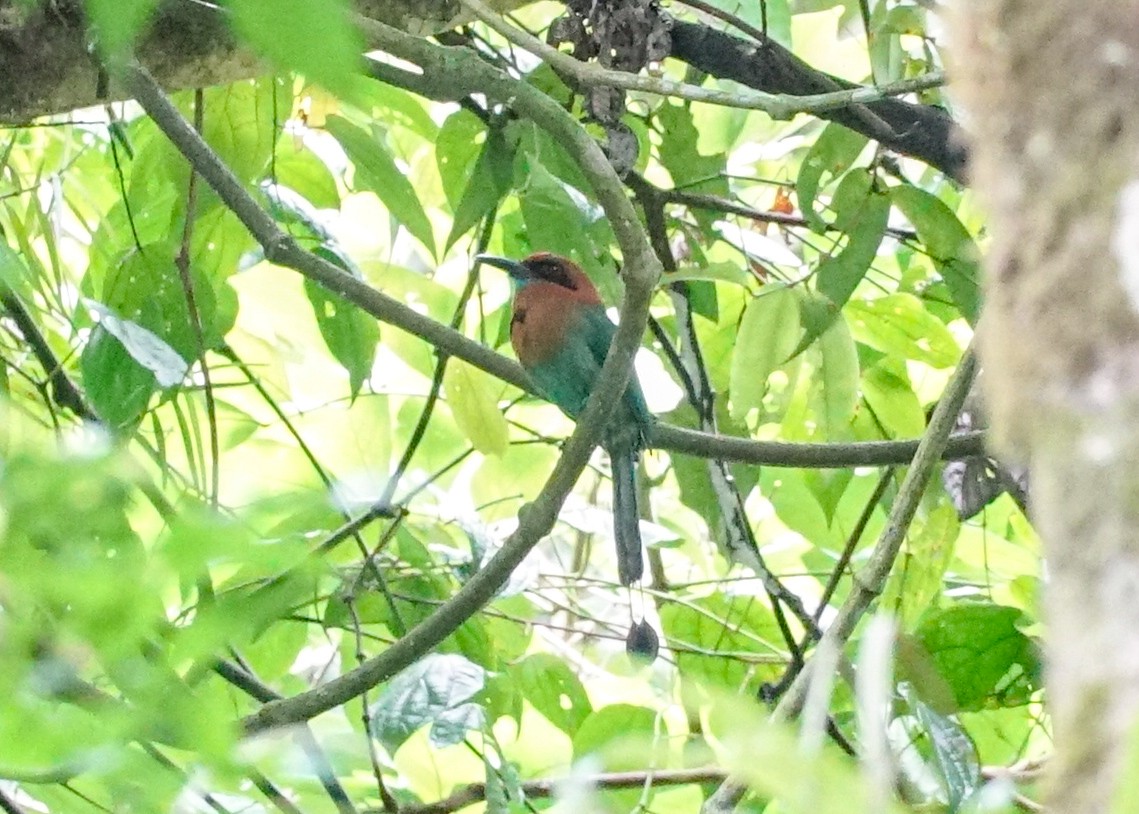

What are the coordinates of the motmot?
(478, 252, 652, 586)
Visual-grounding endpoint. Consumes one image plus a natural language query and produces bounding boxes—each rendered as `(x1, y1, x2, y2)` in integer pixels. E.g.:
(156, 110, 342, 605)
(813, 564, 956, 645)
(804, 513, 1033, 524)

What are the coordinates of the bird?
(478, 252, 652, 586)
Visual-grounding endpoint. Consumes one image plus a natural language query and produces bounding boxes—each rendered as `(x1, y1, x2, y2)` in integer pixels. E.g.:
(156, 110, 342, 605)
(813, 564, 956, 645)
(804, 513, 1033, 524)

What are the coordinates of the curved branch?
(119, 21, 980, 477)
(702, 346, 978, 813)
(118, 12, 662, 734)
(121, 27, 985, 744)
(461, 0, 943, 120)
(668, 21, 967, 181)
(0, 0, 529, 122)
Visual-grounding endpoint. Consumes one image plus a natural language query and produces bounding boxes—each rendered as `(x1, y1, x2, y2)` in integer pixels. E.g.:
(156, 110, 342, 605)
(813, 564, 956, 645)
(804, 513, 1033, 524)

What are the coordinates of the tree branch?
(0, 0, 529, 122)
(387, 767, 728, 814)
(668, 21, 967, 181)
(702, 346, 978, 813)
(117, 10, 660, 733)
(2, 4, 962, 186)
(115, 28, 981, 481)
(0, 286, 98, 421)
(461, 0, 943, 120)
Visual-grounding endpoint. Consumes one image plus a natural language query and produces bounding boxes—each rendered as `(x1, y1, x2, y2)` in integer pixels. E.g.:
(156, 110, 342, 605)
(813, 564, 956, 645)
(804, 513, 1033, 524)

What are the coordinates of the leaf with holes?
(513, 653, 592, 736)
(304, 246, 378, 398)
(370, 654, 487, 754)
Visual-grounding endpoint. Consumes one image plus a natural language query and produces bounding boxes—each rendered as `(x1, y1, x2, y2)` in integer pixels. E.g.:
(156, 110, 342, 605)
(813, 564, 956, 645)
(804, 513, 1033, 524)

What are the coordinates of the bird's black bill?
(476, 254, 529, 280)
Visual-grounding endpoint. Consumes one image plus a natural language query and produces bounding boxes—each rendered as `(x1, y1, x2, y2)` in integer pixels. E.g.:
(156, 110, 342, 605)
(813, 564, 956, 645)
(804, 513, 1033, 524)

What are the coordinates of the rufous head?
(477, 252, 593, 292)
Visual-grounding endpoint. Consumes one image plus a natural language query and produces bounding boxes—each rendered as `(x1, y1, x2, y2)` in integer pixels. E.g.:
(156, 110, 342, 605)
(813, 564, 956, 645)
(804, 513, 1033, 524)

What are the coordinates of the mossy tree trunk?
(952, 3, 1139, 810)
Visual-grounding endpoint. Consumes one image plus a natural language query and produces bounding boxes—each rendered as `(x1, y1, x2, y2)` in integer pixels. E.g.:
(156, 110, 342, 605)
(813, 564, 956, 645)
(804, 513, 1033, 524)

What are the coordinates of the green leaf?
(730, 284, 802, 421)
(230, 0, 362, 100)
(446, 129, 515, 251)
(436, 110, 487, 210)
(443, 358, 508, 456)
(803, 468, 853, 524)
(0, 241, 32, 298)
(902, 684, 982, 812)
(270, 144, 341, 209)
(815, 315, 859, 439)
(657, 102, 729, 191)
(97, 242, 230, 360)
(356, 81, 440, 141)
(303, 257, 379, 399)
(513, 653, 592, 736)
(794, 289, 839, 356)
(882, 504, 959, 629)
(85, 0, 160, 61)
(760, 467, 833, 546)
(891, 185, 982, 323)
(814, 172, 889, 314)
(265, 181, 331, 244)
(85, 301, 188, 388)
(518, 160, 614, 292)
(914, 603, 1041, 711)
(80, 325, 157, 429)
(846, 293, 961, 368)
(200, 79, 278, 185)
(861, 362, 926, 438)
(188, 209, 251, 339)
(369, 654, 487, 754)
(325, 116, 436, 257)
(797, 123, 868, 231)
(657, 103, 729, 230)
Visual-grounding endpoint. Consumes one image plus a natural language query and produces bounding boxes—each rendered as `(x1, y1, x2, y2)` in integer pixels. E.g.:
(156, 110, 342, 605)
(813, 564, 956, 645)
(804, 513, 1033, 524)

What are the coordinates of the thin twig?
(173, 87, 221, 507)
(117, 35, 658, 736)
(388, 767, 728, 814)
(0, 287, 97, 421)
(702, 346, 979, 813)
(459, 0, 944, 119)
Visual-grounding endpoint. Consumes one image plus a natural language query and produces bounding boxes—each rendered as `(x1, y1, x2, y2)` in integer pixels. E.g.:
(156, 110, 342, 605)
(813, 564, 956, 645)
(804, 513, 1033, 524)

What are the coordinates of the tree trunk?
(951, 2, 1139, 810)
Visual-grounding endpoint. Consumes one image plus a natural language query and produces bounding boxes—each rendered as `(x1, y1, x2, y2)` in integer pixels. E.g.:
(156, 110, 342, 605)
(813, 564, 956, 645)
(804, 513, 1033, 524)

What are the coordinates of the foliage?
(0, 1, 1045, 812)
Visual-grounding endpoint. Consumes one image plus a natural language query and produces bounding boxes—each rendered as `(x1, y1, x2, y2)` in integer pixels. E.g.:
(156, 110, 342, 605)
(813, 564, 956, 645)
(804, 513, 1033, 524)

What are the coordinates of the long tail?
(610, 443, 643, 586)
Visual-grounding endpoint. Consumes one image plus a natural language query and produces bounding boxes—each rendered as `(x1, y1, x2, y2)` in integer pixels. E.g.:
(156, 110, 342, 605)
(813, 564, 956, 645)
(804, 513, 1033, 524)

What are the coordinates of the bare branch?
(461, 0, 944, 120)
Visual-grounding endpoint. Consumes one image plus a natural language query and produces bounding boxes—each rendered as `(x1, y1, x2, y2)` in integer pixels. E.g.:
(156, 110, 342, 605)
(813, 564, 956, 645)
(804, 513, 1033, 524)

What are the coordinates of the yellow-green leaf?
(444, 359, 508, 456)
(846, 293, 960, 368)
(730, 284, 802, 422)
(816, 315, 859, 439)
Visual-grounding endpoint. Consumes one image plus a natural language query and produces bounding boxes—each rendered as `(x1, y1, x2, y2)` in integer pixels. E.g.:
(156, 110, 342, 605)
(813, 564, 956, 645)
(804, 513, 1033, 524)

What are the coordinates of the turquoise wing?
(526, 332, 603, 419)
(577, 306, 652, 429)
